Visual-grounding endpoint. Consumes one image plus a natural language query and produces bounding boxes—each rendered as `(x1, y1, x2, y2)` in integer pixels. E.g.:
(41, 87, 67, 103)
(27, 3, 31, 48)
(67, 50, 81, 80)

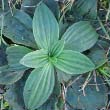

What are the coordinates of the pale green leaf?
(33, 3, 59, 50)
(50, 40, 64, 57)
(62, 21, 98, 52)
(20, 49, 48, 68)
(23, 64, 55, 109)
(6, 45, 32, 71)
(54, 50, 95, 74)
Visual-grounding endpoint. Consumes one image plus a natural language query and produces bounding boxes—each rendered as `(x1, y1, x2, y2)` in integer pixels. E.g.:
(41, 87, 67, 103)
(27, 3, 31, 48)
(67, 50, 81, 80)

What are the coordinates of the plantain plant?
(19, 3, 98, 110)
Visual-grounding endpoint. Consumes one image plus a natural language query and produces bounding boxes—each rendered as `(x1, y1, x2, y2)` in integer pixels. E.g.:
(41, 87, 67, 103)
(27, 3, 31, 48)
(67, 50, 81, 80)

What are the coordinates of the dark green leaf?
(4, 77, 26, 110)
(0, 65, 24, 84)
(0, 45, 31, 85)
(23, 64, 55, 109)
(21, 0, 59, 18)
(62, 21, 98, 52)
(95, 40, 110, 50)
(6, 45, 32, 71)
(88, 49, 107, 68)
(73, 0, 97, 19)
(33, 3, 59, 50)
(0, 44, 7, 66)
(1, 9, 36, 48)
(37, 98, 57, 110)
(59, 22, 69, 37)
(66, 76, 108, 110)
(88, 40, 109, 68)
(54, 50, 95, 74)
(21, 0, 40, 16)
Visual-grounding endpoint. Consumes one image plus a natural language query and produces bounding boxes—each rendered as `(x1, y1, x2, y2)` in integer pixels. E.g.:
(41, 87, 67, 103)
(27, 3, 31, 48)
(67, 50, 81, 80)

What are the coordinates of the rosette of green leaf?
(20, 3, 98, 110)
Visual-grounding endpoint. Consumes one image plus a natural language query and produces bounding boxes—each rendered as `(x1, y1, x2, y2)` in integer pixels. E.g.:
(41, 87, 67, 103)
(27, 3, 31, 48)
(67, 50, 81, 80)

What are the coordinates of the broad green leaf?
(4, 77, 26, 110)
(37, 78, 61, 110)
(0, 9, 37, 48)
(73, 0, 97, 19)
(54, 50, 95, 74)
(6, 45, 32, 71)
(0, 45, 31, 85)
(23, 64, 55, 109)
(88, 49, 107, 68)
(0, 65, 24, 85)
(0, 43, 7, 66)
(62, 21, 98, 52)
(20, 49, 48, 68)
(66, 76, 107, 110)
(33, 3, 59, 50)
(88, 40, 109, 68)
(37, 98, 57, 110)
(94, 40, 110, 50)
(50, 40, 64, 57)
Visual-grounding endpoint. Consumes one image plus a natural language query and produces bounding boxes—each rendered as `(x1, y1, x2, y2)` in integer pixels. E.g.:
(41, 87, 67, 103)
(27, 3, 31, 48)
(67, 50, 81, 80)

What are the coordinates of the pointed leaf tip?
(33, 3, 59, 50)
